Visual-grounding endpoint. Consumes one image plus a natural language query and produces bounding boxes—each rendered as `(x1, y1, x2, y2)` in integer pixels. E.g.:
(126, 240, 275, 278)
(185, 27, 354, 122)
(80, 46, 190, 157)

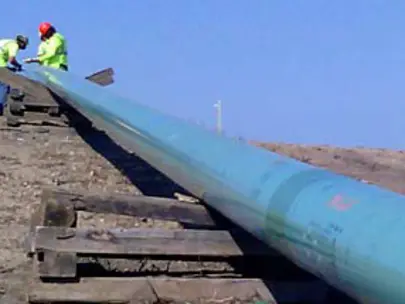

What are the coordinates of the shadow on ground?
(72, 119, 190, 198)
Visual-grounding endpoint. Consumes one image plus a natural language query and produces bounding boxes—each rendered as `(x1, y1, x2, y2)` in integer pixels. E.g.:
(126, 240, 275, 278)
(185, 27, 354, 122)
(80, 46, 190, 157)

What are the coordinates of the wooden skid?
(27, 187, 321, 303)
(0, 68, 63, 107)
(29, 188, 276, 278)
(34, 226, 273, 257)
(0, 67, 115, 128)
(26, 189, 215, 254)
(4, 109, 69, 127)
(0, 68, 68, 127)
(41, 188, 215, 227)
(33, 226, 275, 279)
(26, 188, 216, 255)
(28, 277, 278, 303)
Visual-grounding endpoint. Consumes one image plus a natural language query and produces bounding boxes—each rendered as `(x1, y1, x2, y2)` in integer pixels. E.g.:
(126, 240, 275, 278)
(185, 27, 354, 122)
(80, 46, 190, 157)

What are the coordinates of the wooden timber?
(26, 186, 330, 303)
(28, 277, 279, 303)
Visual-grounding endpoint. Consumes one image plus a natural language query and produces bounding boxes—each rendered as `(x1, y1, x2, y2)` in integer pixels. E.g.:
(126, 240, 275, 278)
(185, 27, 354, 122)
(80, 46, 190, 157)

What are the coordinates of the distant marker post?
(214, 100, 222, 134)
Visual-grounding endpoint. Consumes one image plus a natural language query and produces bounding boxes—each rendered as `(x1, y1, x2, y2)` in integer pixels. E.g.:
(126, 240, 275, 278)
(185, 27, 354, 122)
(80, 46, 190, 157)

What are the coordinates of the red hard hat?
(39, 22, 52, 36)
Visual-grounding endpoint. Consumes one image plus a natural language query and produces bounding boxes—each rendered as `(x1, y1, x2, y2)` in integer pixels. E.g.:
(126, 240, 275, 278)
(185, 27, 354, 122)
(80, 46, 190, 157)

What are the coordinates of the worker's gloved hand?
(23, 58, 35, 64)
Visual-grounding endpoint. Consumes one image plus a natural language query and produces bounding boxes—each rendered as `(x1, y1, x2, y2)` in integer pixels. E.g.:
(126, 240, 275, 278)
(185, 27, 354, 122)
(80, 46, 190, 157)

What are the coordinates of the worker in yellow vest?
(0, 35, 29, 71)
(24, 22, 68, 71)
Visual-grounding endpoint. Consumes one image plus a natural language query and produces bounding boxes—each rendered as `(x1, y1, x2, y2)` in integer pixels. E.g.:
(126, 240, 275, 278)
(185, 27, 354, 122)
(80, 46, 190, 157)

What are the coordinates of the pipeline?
(21, 66, 405, 304)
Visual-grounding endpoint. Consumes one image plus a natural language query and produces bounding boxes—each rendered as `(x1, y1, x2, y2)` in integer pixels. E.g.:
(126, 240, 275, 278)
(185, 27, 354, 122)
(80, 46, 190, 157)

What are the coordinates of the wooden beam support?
(26, 188, 215, 256)
(42, 187, 215, 227)
(28, 277, 277, 303)
(37, 249, 77, 278)
(26, 189, 77, 255)
(34, 226, 275, 258)
(28, 190, 79, 278)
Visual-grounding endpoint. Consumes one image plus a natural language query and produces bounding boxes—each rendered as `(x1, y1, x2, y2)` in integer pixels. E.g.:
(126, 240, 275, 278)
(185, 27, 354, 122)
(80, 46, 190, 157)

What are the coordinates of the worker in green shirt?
(24, 22, 68, 71)
(0, 35, 29, 71)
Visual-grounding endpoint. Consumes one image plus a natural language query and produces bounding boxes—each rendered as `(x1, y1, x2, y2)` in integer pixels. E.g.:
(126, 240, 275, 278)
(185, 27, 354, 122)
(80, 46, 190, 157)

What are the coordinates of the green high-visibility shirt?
(37, 41, 46, 56)
(37, 41, 47, 66)
(38, 33, 68, 69)
(0, 39, 19, 67)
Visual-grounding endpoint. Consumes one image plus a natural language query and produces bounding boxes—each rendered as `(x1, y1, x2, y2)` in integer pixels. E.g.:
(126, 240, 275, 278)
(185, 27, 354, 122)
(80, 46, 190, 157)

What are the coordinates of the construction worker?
(0, 35, 29, 71)
(24, 22, 68, 71)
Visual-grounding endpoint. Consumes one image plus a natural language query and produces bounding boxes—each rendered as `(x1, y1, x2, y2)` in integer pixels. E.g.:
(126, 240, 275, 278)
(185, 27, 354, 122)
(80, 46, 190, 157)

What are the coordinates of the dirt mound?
(254, 142, 405, 195)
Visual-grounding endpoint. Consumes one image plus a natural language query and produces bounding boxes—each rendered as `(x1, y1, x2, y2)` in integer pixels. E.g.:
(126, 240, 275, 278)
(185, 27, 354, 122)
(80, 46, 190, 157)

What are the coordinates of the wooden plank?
(28, 191, 79, 278)
(27, 201, 47, 255)
(28, 277, 277, 303)
(26, 189, 77, 255)
(42, 188, 215, 227)
(34, 226, 274, 257)
(7, 111, 69, 127)
(42, 190, 77, 227)
(8, 116, 69, 127)
(36, 249, 77, 278)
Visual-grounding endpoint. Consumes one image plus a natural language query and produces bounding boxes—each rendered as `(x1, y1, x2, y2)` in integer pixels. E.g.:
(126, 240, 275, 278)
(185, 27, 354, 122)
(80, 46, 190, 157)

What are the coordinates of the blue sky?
(2, 1, 405, 148)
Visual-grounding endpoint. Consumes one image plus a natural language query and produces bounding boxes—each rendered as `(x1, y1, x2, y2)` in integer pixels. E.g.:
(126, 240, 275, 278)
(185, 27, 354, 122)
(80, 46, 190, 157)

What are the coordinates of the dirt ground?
(0, 121, 189, 303)
(1, 122, 404, 303)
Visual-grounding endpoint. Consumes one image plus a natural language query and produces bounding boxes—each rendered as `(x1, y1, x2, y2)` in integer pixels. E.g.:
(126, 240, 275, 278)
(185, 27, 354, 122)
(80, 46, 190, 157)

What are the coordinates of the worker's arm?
(7, 43, 22, 70)
(25, 37, 61, 64)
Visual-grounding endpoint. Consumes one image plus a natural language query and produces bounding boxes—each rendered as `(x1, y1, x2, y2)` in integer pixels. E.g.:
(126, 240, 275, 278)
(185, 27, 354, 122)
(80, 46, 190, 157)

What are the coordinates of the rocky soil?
(0, 121, 186, 303)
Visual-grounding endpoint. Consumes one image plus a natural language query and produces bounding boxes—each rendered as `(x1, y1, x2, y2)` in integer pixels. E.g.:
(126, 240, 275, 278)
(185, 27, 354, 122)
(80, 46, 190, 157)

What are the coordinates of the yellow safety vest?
(0, 39, 19, 67)
(38, 33, 68, 70)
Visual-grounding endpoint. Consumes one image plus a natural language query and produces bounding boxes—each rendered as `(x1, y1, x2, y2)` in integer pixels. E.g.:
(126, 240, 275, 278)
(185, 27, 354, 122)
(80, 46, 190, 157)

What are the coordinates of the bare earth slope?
(255, 142, 405, 194)
(0, 123, 183, 303)
(1, 123, 404, 303)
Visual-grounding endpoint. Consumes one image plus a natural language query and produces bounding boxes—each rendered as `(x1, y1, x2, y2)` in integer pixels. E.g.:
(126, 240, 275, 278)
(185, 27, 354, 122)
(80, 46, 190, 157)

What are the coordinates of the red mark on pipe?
(328, 194, 358, 211)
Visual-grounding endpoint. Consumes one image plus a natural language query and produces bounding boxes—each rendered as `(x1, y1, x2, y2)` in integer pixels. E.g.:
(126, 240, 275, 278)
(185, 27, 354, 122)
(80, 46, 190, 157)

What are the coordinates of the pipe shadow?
(68, 113, 192, 198)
